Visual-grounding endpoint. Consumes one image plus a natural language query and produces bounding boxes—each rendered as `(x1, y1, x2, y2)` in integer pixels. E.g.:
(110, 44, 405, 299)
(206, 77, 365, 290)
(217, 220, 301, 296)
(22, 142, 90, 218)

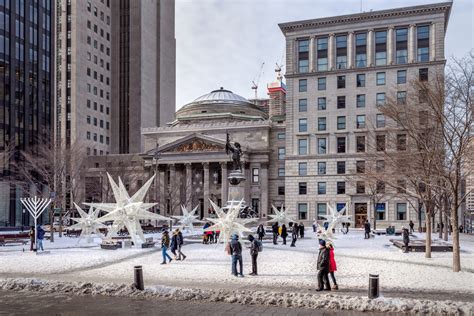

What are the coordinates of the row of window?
(86, 83, 110, 100)
(86, 147, 109, 156)
(86, 99, 110, 114)
(298, 68, 428, 92)
(297, 25, 430, 73)
(86, 35, 110, 56)
(86, 131, 110, 145)
(87, 1, 111, 24)
(86, 52, 110, 71)
(298, 113, 392, 132)
(86, 116, 110, 130)
(86, 67, 110, 86)
(87, 20, 110, 41)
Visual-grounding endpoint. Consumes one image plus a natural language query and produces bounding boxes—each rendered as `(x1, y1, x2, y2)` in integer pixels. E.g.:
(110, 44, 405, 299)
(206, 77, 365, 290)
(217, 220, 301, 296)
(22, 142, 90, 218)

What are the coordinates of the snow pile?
(0, 278, 472, 315)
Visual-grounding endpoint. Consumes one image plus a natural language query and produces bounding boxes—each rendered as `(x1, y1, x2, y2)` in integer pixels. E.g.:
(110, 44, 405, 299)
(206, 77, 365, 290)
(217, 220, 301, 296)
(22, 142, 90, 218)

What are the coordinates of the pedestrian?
(170, 230, 178, 259)
(402, 226, 410, 253)
(290, 222, 298, 247)
(36, 225, 45, 251)
(256, 224, 265, 241)
(364, 220, 371, 239)
(316, 239, 331, 291)
(28, 226, 35, 251)
(409, 220, 415, 233)
(160, 230, 173, 264)
(248, 234, 259, 276)
(327, 241, 338, 290)
(281, 224, 288, 245)
(215, 230, 220, 243)
(299, 222, 305, 238)
(459, 225, 464, 233)
(272, 222, 279, 245)
(345, 222, 350, 234)
(228, 234, 243, 277)
(176, 228, 186, 260)
(202, 222, 210, 244)
(323, 221, 329, 231)
(312, 219, 317, 233)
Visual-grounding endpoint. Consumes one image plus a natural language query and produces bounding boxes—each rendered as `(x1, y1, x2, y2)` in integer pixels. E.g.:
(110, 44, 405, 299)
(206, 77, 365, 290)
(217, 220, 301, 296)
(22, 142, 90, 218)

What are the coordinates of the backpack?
(225, 242, 231, 255)
(256, 240, 263, 252)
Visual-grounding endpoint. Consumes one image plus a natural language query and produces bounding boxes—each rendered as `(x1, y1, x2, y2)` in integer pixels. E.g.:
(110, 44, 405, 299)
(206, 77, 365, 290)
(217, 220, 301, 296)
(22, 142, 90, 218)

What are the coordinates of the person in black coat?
(256, 224, 265, 242)
(176, 229, 186, 260)
(281, 224, 288, 245)
(290, 222, 298, 247)
(316, 239, 331, 291)
(271, 222, 279, 245)
(299, 222, 305, 238)
(364, 220, 371, 239)
(248, 234, 259, 276)
(402, 226, 410, 253)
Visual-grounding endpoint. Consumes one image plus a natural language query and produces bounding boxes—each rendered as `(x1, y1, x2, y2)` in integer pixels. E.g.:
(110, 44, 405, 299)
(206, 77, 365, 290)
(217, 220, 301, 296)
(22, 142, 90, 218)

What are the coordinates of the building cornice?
(142, 120, 273, 135)
(279, 2, 452, 35)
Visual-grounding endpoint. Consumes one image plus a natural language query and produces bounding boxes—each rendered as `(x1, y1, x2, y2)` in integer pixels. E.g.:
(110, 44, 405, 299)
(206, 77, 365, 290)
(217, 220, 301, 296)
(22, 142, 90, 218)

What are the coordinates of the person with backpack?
(290, 222, 298, 247)
(248, 234, 260, 276)
(256, 224, 265, 241)
(36, 225, 45, 252)
(271, 222, 279, 245)
(228, 234, 243, 277)
(176, 228, 186, 260)
(281, 224, 288, 245)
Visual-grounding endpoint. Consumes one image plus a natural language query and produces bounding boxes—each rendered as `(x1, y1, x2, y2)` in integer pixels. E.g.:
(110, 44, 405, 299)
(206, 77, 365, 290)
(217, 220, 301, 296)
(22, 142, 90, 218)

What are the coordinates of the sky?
(175, 0, 473, 109)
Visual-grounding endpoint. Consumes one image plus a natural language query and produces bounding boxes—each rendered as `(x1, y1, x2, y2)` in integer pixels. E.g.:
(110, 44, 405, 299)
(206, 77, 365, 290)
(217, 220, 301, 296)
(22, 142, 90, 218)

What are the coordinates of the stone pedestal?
(223, 170, 248, 212)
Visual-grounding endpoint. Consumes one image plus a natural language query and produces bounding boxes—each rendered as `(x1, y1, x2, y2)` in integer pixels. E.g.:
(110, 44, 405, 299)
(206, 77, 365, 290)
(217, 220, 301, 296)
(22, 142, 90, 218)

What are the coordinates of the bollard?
(134, 265, 144, 290)
(368, 274, 379, 299)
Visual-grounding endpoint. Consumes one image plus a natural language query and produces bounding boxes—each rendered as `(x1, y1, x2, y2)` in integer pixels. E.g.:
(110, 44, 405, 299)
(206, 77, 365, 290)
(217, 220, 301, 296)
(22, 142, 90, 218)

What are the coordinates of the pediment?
(152, 133, 227, 155)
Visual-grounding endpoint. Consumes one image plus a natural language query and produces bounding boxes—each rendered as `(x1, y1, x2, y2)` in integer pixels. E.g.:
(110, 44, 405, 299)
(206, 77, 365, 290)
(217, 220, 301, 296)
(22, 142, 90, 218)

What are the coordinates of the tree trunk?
(373, 200, 377, 230)
(443, 211, 449, 241)
(425, 211, 432, 258)
(49, 208, 54, 242)
(451, 205, 461, 272)
(438, 208, 443, 238)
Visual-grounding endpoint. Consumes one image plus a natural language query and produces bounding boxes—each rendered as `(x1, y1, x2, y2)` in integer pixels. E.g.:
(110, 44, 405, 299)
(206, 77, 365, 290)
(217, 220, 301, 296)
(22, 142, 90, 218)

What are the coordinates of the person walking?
(248, 234, 259, 276)
(316, 239, 331, 291)
(36, 225, 45, 252)
(281, 224, 288, 245)
(299, 222, 305, 238)
(409, 220, 415, 233)
(312, 219, 317, 233)
(161, 230, 173, 264)
(176, 229, 186, 260)
(256, 224, 265, 242)
(28, 226, 35, 251)
(170, 230, 178, 259)
(402, 226, 410, 253)
(229, 234, 243, 277)
(202, 222, 210, 244)
(272, 222, 279, 245)
(327, 242, 338, 290)
(364, 220, 371, 239)
(290, 222, 298, 247)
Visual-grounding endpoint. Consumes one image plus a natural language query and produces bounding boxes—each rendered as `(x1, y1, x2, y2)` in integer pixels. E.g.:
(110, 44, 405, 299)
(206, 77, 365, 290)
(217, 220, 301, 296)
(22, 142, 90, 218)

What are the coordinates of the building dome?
(176, 87, 268, 122)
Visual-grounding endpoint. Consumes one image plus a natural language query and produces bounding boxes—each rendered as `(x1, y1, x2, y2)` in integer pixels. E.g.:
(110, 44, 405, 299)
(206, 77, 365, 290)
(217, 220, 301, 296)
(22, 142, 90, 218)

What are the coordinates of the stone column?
(244, 163, 251, 203)
(387, 26, 394, 65)
(347, 31, 354, 69)
(430, 22, 436, 61)
(260, 163, 269, 219)
(203, 162, 210, 217)
(328, 33, 335, 71)
(159, 167, 166, 214)
(185, 163, 192, 209)
(367, 29, 374, 67)
(169, 164, 177, 215)
(309, 36, 315, 72)
(220, 162, 228, 204)
(408, 24, 416, 63)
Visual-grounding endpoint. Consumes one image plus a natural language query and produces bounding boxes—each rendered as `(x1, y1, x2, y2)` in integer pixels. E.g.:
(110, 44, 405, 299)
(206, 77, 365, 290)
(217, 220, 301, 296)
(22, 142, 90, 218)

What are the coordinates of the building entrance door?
(354, 203, 368, 228)
(199, 199, 204, 219)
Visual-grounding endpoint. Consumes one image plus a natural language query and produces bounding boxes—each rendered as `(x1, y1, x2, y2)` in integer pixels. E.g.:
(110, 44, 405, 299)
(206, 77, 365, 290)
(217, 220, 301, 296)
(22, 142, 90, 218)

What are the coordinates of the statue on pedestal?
(226, 132, 242, 172)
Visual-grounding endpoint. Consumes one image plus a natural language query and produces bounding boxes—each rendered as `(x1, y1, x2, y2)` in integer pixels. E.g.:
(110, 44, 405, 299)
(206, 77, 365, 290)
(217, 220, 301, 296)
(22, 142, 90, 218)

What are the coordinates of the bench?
(0, 235, 29, 246)
(65, 229, 82, 237)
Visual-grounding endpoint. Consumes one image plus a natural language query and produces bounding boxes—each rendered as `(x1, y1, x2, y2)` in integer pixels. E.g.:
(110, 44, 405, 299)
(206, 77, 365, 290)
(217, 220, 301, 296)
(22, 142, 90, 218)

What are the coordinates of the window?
(337, 182, 346, 194)
(376, 135, 386, 151)
(375, 30, 387, 66)
(417, 25, 430, 62)
(278, 186, 285, 195)
(337, 96, 345, 109)
(87, 116, 91, 124)
(318, 162, 326, 175)
(86, 131, 91, 140)
(298, 139, 308, 155)
(356, 136, 365, 152)
(317, 203, 327, 220)
(336, 35, 347, 69)
(278, 147, 285, 160)
(278, 168, 285, 177)
(299, 119, 307, 132)
(93, 117, 97, 126)
(356, 115, 366, 128)
(356, 94, 365, 108)
(252, 168, 259, 183)
(376, 114, 385, 128)
(376, 181, 385, 194)
(337, 116, 346, 130)
(318, 138, 327, 154)
(355, 33, 367, 67)
(397, 134, 407, 151)
(376, 203, 386, 220)
(318, 77, 326, 90)
(396, 28, 408, 64)
(299, 79, 307, 92)
(356, 74, 366, 87)
(277, 133, 285, 140)
(337, 75, 346, 89)
(397, 180, 407, 194)
(298, 203, 308, 220)
(318, 117, 327, 131)
(298, 162, 307, 176)
(397, 91, 407, 105)
(318, 182, 326, 195)
(317, 37, 328, 71)
(299, 182, 307, 195)
(337, 137, 346, 153)
(397, 203, 407, 220)
(376, 93, 386, 106)
(318, 97, 326, 110)
(376, 72, 386, 85)
(299, 99, 307, 112)
(337, 161, 346, 174)
(93, 133, 97, 141)
(298, 39, 309, 73)
(356, 181, 365, 194)
(397, 70, 407, 84)
(419, 68, 428, 81)
(376, 160, 385, 172)
(356, 161, 365, 174)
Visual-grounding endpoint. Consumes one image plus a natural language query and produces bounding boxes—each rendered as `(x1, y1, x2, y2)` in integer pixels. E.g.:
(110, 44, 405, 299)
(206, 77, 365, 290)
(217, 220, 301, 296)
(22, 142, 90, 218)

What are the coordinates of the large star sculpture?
(318, 203, 352, 241)
(173, 205, 202, 233)
(85, 173, 171, 245)
(266, 205, 296, 225)
(68, 203, 106, 244)
(204, 199, 254, 246)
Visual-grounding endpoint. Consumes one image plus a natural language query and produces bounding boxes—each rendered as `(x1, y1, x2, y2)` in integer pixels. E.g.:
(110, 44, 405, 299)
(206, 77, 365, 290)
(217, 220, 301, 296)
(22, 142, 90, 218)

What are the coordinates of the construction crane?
(275, 53, 284, 83)
(251, 62, 265, 99)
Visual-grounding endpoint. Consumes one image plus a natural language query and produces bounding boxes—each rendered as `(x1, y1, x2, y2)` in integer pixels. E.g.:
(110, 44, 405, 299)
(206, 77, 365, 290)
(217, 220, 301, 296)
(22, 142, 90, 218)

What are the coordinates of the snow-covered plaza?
(1, 229, 473, 314)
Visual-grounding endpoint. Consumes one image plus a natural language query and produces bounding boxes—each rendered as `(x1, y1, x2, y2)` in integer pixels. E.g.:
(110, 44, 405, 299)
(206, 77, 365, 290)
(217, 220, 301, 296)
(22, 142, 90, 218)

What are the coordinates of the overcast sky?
(175, 0, 473, 109)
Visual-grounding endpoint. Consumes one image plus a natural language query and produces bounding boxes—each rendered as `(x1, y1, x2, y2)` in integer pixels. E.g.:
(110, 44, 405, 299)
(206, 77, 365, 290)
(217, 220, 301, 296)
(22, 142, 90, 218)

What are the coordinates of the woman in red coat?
(328, 242, 338, 290)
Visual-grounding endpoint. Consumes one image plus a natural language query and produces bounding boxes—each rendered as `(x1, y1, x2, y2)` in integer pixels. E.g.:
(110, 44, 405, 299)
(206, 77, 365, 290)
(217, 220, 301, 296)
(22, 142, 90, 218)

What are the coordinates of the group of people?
(316, 239, 338, 291)
(28, 225, 46, 252)
(270, 222, 305, 246)
(202, 222, 220, 244)
(160, 228, 186, 264)
(226, 233, 261, 277)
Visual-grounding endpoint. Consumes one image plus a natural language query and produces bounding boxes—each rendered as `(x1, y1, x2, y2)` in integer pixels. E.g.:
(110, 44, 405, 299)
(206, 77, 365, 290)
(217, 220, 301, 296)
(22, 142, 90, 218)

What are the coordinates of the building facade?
(279, 2, 451, 227)
(0, 0, 54, 226)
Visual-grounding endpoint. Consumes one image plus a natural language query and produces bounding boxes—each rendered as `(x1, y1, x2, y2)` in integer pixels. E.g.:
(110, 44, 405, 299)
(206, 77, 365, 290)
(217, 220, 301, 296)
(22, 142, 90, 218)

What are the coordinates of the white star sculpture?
(68, 203, 106, 244)
(85, 173, 171, 245)
(204, 199, 253, 246)
(267, 205, 296, 225)
(173, 205, 202, 233)
(318, 203, 352, 241)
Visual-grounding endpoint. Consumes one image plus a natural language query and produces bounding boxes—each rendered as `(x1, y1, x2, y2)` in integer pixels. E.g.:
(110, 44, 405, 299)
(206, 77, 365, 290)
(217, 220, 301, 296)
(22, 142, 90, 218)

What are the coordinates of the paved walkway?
(0, 290, 400, 316)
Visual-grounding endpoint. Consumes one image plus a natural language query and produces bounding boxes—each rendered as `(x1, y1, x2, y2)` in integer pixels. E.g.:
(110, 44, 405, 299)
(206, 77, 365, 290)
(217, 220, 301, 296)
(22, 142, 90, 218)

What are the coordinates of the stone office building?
(279, 2, 451, 228)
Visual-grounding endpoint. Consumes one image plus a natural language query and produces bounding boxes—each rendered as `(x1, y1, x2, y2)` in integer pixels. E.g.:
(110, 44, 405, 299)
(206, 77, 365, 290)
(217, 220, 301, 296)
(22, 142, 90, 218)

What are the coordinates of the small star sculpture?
(318, 203, 351, 241)
(68, 203, 106, 244)
(267, 205, 296, 225)
(173, 205, 202, 233)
